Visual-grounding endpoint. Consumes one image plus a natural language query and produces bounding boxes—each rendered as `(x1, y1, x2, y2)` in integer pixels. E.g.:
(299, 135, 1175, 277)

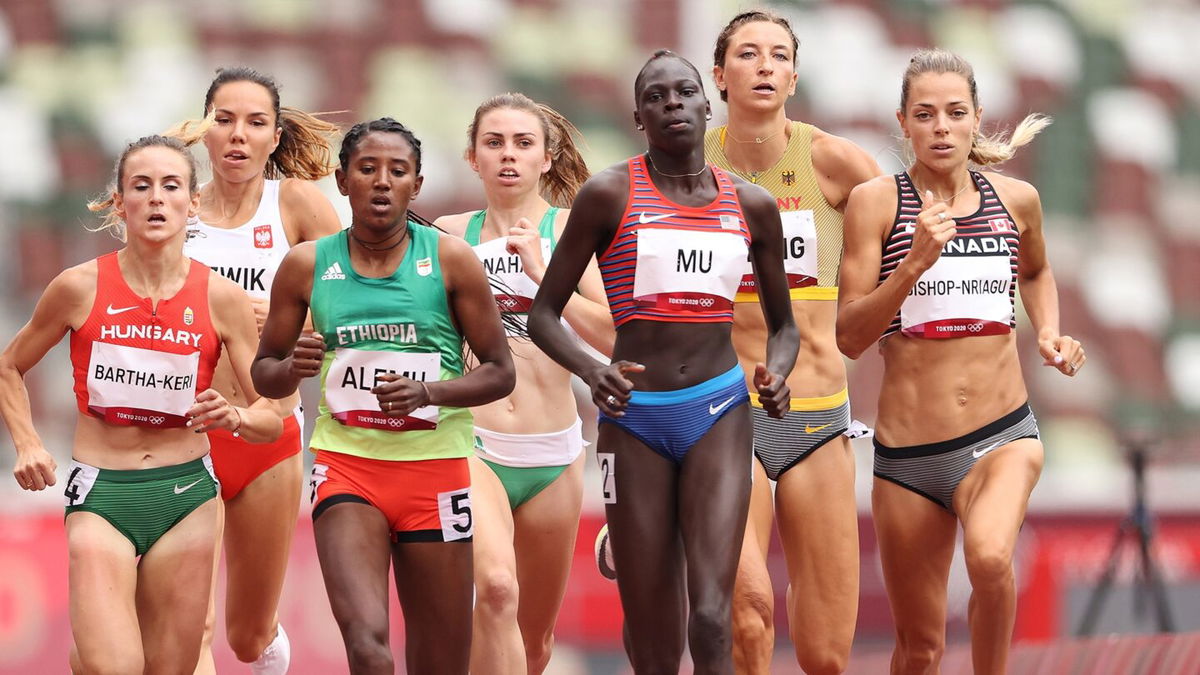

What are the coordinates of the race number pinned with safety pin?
(598, 452, 616, 504)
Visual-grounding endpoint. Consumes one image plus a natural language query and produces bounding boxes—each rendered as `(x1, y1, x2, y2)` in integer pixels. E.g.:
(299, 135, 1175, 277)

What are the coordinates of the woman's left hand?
(1040, 334, 1085, 377)
(753, 363, 790, 418)
(187, 388, 244, 433)
(506, 217, 547, 283)
(372, 374, 431, 417)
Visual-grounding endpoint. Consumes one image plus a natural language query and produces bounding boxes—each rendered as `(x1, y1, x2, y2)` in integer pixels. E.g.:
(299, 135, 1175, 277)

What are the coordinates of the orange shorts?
(310, 450, 472, 543)
(208, 414, 303, 500)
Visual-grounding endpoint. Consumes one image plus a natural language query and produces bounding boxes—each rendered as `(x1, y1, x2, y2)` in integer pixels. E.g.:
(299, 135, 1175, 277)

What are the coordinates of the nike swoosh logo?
(173, 478, 202, 494)
(709, 395, 737, 415)
(106, 304, 138, 315)
(972, 443, 1000, 459)
(638, 212, 675, 225)
(805, 423, 832, 434)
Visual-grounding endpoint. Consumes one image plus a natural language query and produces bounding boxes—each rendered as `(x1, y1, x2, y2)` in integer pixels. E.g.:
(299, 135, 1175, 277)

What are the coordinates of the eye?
(215, 117, 231, 125)
(739, 50, 755, 59)
(681, 88, 697, 97)
(952, 109, 968, 118)
(773, 52, 788, 61)
(487, 139, 502, 148)
(915, 111, 931, 120)
(391, 168, 407, 177)
(251, 119, 267, 127)
(518, 139, 533, 148)
(359, 164, 375, 174)
(164, 183, 180, 191)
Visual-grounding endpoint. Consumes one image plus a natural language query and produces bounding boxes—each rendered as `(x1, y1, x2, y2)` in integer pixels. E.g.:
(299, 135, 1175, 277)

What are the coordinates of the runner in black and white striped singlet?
(837, 48, 1086, 674)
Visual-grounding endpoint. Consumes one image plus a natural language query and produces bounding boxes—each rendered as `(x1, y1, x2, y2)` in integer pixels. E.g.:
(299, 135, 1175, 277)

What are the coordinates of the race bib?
(324, 348, 440, 431)
(900, 251, 1013, 338)
(472, 236, 552, 314)
(86, 342, 199, 428)
(739, 210, 818, 293)
(632, 228, 746, 311)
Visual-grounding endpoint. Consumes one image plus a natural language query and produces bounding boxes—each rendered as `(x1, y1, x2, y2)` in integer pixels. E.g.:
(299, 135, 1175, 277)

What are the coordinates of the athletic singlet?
(880, 171, 1020, 340)
(70, 253, 221, 428)
(308, 225, 473, 461)
(184, 179, 289, 300)
(464, 207, 557, 316)
(598, 155, 750, 326)
(705, 122, 844, 302)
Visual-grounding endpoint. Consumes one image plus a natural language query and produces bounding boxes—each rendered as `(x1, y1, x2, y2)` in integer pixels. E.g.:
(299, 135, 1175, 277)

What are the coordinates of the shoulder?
(432, 210, 479, 238)
(206, 269, 249, 305)
(434, 228, 475, 258)
(278, 177, 330, 211)
(982, 171, 1041, 227)
(279, 239, 320, 271)
(846, 174, 900, 218)
(809, 125, 883, 186)
(728, 175, 775, 212)
(48, 260, 99, 301)
(279, 177, 340, 237)
(579, 161, 632, 198)
(552, 207, 571, 234)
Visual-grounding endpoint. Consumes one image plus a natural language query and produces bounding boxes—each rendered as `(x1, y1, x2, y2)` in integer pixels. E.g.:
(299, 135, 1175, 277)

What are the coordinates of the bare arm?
(529, 167, 642, 416)
(0, 265, 93, 490)
(836, 179, 957, 358)
(549, 209, 614, 357)
(1000, 175, 1085, 376)
(252, 243, 318, 398)
(201, 276, 284, 442)
(738, 181, 799, 417)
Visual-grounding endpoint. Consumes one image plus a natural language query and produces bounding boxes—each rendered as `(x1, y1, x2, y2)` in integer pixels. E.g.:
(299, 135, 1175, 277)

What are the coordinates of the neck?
(722, 105, 791, 173)
(118, 238, 188, 294)
(200, 173, 266, 224)
(349, 221, 409, 255)
(482, 188, 550, 235)
(908, 162, 973, 198)
(645, 147, 707, 182)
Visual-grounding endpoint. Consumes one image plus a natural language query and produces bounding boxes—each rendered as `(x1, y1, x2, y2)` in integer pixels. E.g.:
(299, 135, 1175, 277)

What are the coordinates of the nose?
(149, 184, 166, 205)
(934, 112, 950, 134)
(499, 140, 516, 161)
(373, 170, 391, 190)
(665, 91, 684, 111)
(230, 118, 248, 143)
(757, 55, 774, 75)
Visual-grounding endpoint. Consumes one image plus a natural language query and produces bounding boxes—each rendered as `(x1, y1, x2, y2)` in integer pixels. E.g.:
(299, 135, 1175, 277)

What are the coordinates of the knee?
(894, 631, 943, 674)
(523, 632, 554, 675)
(796, 646, 850, 675)
(226, 622, 276, 663)
(78, 652, 144, 675)
(732, 589, 773, 649)
(475, 569, 519, 617)
(689, 603, 732, 660)
(964, 542, 1014, 592)
(343, 626, 393, 672)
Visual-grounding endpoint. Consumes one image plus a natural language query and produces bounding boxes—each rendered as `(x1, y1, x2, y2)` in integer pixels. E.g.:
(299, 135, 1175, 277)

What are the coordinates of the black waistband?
(873, 402, 1031, 459)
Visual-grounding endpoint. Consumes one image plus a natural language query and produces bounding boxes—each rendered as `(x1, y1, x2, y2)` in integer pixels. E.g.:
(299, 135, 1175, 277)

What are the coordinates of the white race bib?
(472, 236, 552, 314)
(324, 348, 440, 431)
(900, 253, 1013, 338)
(86, 342, 199, 427)
(632, 228, 746, 311)
(739, 210, 818, 293)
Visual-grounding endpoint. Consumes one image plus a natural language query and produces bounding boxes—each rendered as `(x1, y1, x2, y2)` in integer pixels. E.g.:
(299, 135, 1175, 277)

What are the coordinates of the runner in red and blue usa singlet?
(879, 170, 1020, 339)
(598, 154, 751, 326)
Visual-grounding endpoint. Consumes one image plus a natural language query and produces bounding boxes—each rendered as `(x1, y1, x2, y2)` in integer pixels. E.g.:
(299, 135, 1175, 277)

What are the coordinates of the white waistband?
(474, 417, 584, 468)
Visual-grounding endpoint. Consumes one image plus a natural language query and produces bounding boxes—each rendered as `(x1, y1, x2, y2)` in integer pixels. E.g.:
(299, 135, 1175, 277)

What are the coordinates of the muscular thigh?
(872, 477, 957, 631)
(954, 438, 1043, 556)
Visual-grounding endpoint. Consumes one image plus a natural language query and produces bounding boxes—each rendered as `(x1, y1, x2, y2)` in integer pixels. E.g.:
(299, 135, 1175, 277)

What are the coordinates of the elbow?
(835, 323, 865, 360)
(494, 359, 517, 399)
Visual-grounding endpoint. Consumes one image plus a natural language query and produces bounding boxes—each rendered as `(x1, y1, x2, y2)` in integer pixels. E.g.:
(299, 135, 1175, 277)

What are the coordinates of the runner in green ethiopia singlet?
(309, 223, 472, 460)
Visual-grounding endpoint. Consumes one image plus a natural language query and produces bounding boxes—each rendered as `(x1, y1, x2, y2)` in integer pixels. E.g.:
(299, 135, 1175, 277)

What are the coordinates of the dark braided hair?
(338, 117, 438, 229)
(634, 49, 706, 100)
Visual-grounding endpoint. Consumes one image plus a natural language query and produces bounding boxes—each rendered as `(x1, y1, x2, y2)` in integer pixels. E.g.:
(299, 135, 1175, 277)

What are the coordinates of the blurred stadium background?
(1, 0, 1198, 672)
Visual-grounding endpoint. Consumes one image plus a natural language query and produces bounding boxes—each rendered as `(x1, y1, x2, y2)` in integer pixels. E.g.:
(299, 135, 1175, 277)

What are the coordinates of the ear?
(466, 150, 480, 175)
(973, 105, 983, 135)
(541, 151, 552, 175)
(712, 64, 727, 95)
(705, 101, 713, 121)
(112, 191, 125, 220)
(633, 110, 643, 131)
(786, 71, 798, 97)
(410, 174, 424, 200)
(188, 190, 201, 218)
(896, 109, 908, 138)
(335, 168, 348, 196)
(270, 124, 282, 154)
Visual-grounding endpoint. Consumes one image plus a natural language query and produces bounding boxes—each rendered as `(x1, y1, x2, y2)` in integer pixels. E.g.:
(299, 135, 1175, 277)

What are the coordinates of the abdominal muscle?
(73, 413, 212, 470)
(876, 332, 1028, 447)
(732, 297, 845, 398)
(469, 336, 578, 435)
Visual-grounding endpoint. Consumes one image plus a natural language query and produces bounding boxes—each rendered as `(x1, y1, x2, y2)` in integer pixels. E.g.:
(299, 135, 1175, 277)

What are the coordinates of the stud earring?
(706, 113, 712, 120)
(636, 123, 645, 130)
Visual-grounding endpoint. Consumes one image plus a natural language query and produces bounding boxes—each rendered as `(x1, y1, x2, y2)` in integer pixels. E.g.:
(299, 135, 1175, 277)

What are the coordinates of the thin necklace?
(350, 223, 409, 251)
(725, 122, 788, 145)
(914, 175, 974, 204)
(646, 154, 708, 178)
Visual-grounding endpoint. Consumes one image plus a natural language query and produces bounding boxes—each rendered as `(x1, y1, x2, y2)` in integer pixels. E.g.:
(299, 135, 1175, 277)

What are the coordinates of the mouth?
(224, 150, 249, 162)
(148, 213, 167, 224)
(497, 168, 520, 180)
(752, 83, 776, 94)
(930, 143, 955, 153)
(664, 118, 691, 131)
(370, 195, 392, 208)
